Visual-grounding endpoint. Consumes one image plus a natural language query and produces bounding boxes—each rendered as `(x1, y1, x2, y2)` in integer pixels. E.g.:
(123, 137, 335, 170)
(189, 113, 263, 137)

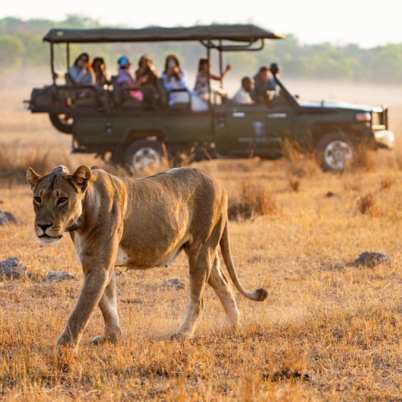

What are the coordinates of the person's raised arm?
(210, 64, 231, 81)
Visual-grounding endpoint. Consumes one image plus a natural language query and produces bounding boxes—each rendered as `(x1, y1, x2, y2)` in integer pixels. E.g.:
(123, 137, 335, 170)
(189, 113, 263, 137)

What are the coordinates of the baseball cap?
(118, 55, 130, 67)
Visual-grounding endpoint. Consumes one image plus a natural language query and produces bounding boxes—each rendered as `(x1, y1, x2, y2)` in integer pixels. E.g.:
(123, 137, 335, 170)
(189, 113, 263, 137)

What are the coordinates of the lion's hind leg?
(208, 256, 240, 327)
(174, 249, 211, 340)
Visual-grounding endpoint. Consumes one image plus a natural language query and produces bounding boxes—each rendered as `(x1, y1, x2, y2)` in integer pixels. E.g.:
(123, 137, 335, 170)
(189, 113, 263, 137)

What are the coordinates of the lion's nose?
(38, 223, 52, 232)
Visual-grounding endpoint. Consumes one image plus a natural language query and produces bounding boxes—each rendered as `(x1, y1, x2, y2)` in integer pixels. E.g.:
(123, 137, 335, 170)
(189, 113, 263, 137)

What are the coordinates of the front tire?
(316, 133, 353, 172)
(124, 139, 164, 173)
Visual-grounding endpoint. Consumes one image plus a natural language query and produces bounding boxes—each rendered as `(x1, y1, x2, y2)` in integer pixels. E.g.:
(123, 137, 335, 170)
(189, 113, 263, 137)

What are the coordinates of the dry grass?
(0, 143, 77, 184)
(1, 84, 402, 401)
(228, 182, 278, 221)
(282, 139, 320, 178)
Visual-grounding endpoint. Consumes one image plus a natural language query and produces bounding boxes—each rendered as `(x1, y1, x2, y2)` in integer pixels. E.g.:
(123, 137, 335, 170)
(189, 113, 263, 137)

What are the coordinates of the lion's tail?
(219, 223, 268, 302)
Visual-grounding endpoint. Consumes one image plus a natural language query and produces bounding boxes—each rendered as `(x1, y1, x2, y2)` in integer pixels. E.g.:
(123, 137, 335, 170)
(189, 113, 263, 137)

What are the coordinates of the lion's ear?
(26, 167, 41, 190)
(71, 165, 92, 192)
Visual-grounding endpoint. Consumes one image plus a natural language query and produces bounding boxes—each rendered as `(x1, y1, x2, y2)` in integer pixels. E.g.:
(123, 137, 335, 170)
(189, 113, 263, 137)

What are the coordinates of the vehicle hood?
(300, 100, 384, 113)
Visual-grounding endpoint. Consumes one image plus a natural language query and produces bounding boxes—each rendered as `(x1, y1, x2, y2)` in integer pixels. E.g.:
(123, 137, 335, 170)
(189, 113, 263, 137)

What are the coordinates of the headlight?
(355, 112, 371, 122)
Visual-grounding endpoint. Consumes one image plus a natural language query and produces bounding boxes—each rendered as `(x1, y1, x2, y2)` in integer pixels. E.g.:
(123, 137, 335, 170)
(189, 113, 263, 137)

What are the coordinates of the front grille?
(372, 112, 384, 126)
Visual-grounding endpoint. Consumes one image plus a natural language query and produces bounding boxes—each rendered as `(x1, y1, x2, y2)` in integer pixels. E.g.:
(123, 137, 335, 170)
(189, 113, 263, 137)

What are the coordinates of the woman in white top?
(160, 54, 189, 106)
(194, 58, 231, 102)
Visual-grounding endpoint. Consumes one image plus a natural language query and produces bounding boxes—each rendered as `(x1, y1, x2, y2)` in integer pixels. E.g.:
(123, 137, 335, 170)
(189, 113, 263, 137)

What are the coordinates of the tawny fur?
(26, 165, 267, 349)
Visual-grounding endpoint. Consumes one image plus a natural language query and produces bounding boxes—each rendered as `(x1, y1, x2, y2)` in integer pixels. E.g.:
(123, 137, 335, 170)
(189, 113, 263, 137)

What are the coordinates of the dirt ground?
(0, 81, 401, 401)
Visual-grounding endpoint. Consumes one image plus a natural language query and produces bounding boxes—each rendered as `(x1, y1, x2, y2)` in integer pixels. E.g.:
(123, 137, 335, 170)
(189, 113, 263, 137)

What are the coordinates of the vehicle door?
(214, 96, 294, 157)
(213, 103, 273, 157)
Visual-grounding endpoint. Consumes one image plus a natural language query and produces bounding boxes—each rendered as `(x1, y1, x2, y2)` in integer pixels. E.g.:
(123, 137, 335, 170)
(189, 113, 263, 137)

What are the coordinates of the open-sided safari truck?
(27, 24, 394, 172)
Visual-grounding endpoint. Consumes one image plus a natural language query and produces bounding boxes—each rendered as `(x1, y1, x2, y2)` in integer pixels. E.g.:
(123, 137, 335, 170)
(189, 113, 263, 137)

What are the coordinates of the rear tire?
(48, 113, 74, 134)
(124, 139, 164, 173)
(316, 133, 353, 172)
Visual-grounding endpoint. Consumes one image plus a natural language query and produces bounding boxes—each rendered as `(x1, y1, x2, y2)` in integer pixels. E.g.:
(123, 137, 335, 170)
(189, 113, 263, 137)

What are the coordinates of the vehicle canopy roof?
(43, 24, 284, 44)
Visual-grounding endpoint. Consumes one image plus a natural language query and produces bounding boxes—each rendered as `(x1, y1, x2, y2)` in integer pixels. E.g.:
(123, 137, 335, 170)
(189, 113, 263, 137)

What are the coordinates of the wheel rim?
(324, 140, 352, 171)
(58, 114, 73, 127)
(131, 147, 160, 171)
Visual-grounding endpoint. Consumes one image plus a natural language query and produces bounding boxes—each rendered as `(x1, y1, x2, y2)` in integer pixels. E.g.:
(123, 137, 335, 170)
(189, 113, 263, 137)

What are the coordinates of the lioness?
(26, 165, 267, 349)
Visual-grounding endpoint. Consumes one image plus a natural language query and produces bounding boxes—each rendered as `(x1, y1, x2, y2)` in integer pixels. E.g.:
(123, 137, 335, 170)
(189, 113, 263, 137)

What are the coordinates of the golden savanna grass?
(0, 82, 402, 401)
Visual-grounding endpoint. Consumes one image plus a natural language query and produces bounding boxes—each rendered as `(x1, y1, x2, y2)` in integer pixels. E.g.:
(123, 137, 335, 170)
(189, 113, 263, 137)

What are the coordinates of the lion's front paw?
(170, 332, 192, 342)
(56, 331, 75, 348)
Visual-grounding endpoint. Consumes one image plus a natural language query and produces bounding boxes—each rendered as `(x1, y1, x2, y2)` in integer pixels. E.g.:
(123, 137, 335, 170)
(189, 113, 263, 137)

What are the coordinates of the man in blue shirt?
(253, 66, 277, 103)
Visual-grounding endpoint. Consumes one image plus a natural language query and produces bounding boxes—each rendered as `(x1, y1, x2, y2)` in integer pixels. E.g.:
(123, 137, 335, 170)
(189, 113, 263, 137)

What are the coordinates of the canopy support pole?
(218, 40, 223, 89)
(206, 45, 211, 106)
(50, 43, 56, 85)
(66, 43, 71, 70)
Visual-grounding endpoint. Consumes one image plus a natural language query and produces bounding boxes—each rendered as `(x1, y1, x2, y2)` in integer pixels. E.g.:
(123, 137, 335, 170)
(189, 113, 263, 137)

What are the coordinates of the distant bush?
(228, 182, 277, 221)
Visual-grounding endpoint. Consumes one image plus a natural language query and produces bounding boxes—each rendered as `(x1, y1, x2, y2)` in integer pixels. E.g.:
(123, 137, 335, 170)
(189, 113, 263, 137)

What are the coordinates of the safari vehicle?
(27, 24, 394, 172)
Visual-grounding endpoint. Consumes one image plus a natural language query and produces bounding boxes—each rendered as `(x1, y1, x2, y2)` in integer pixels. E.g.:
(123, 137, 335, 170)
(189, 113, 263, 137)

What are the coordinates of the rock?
(0, 257, 27, 279)
(325, 191, 338, 198)
(44, 271, 76, 282)
(0, 210, 17, 225)
(352, 252, 390, 268)
(161, 278, 185, 290)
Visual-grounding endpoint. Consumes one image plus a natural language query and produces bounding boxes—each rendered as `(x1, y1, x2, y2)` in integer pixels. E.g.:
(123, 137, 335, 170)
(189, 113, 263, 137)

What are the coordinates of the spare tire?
(48, 113, 74, 134)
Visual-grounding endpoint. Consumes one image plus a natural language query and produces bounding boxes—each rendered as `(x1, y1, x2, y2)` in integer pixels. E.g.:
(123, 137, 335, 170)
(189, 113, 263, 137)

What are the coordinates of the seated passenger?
(253, 66, 277, 103)
(194, 58, 231, 102)
(92, 57, 109, 89)
(135, 55, 159, 87)
(161, 54, 189, 105)
(135, 54, 163, 105)
(116, 56, 143, 102)
(232, 77, 254, 104)
(67, 53, 94, 85)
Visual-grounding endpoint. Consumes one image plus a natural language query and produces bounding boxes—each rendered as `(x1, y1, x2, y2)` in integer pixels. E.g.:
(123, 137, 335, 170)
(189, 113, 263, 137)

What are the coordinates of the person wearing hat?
(116, 56, 135, 86)
(116, 56, 143, 102)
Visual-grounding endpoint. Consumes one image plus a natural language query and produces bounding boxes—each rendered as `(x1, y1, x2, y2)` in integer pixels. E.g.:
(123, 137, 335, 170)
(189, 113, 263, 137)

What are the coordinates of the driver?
(252, 66, 277, 104)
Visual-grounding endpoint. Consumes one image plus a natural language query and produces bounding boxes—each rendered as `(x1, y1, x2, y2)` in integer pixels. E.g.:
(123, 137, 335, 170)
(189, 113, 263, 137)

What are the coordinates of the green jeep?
(27, 24, 394, 172)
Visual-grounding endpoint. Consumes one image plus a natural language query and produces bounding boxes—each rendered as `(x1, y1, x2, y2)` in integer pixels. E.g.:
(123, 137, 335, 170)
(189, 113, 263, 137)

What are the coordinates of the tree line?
(1, 15, 402, 83)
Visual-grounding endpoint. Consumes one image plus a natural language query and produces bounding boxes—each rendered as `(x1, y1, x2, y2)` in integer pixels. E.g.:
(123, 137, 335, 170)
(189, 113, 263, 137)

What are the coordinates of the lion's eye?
(57, 197, 68, 206)
(34, 196, 41, 205)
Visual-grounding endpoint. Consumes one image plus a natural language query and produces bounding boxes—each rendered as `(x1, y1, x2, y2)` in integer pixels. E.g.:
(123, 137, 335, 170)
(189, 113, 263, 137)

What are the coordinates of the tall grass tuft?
(228, 182, 278, 221)
(0, 143, 74, 184)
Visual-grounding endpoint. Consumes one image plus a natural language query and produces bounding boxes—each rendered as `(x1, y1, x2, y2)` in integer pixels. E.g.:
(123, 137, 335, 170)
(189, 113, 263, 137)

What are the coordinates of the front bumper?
(374, 130, 395, 149)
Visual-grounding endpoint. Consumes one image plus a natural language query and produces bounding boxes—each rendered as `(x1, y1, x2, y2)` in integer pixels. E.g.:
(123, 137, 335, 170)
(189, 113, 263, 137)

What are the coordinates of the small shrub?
(289, 178, 300, 192)
(357, 193, 382, 217)
(228, 182, 277, 221)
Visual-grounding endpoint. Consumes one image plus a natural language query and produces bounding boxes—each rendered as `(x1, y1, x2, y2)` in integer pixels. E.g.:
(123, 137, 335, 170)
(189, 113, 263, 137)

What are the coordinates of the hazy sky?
(2, 0, 402, 47)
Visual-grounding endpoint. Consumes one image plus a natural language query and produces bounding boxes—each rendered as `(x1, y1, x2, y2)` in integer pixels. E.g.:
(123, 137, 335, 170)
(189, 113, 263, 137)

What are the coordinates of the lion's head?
(26, 165, 92, 244)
